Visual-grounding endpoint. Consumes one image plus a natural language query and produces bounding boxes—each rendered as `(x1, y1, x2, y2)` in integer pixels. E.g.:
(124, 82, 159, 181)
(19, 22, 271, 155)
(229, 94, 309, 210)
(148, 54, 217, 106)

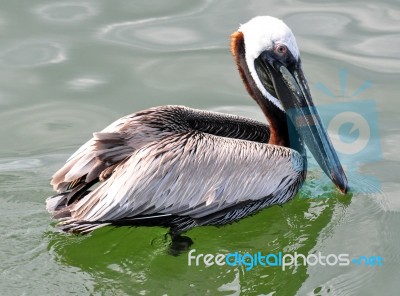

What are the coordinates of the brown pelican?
(46, 16, 348, 237)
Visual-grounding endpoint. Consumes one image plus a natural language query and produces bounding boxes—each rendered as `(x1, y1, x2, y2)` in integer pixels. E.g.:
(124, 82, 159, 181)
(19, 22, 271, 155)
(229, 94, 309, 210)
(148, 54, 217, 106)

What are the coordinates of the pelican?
(46, 16, 348, 237)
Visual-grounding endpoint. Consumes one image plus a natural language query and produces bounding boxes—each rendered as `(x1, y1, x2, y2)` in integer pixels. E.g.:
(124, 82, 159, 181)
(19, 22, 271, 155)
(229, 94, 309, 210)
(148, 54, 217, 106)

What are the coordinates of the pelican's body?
(47, 16, 348, 235)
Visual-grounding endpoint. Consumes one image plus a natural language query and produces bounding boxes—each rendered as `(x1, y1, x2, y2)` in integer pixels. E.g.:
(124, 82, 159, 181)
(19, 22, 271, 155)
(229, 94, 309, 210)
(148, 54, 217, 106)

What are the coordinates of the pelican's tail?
(57, 220, 111, 234)
(46, 194, 110, 234)
(46, 193, 73, 219)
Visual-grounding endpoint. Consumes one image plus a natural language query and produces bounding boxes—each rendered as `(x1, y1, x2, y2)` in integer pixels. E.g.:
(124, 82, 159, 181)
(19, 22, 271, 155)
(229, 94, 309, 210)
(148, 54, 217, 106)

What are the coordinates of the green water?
(0, 1, 399, 295)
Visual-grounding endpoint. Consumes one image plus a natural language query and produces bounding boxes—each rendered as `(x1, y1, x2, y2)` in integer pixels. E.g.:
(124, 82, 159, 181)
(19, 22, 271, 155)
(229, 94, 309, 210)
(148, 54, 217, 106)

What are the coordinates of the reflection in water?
(0, 41, 66, 67)
(296, 191, 394, 296)
(47, 186, 352, 295)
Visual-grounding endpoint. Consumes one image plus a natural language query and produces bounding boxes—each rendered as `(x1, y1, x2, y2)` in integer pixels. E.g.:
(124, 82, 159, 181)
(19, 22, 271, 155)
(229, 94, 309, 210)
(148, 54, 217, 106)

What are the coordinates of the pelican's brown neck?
(230, 31, 289, 147)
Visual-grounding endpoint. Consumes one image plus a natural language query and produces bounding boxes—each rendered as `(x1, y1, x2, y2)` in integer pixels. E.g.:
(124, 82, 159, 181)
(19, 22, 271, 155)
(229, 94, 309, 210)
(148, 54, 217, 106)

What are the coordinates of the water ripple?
(312, 268, 375, 296)
(0, 1, 399, 295)
(67, 76, 105, 90)
(98, 19, 223, 52)
(351, 34, 400, 59)
(35, 2, 97, 22)
(285, 12, 351, 36)
(278, 5, 400, 72)
(99, 22, 205, 51)
(0, 158, 42, 172)
(97, 0, 225, 52)
(0, 41, 66, 67)
(134, 52, 236, 94)
(0, 101, 119, 154)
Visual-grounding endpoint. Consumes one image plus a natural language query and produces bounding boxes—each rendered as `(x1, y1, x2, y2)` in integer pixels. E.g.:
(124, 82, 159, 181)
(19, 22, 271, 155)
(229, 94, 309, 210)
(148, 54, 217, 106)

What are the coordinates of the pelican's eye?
(274, 44, 287, 57)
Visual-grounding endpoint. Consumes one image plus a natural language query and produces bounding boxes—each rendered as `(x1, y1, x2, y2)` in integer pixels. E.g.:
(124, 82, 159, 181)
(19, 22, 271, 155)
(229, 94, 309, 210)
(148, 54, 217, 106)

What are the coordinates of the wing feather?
(48, 105, 284, 231)
(50, 107, 181, 192)
(66, 131, 303, 224)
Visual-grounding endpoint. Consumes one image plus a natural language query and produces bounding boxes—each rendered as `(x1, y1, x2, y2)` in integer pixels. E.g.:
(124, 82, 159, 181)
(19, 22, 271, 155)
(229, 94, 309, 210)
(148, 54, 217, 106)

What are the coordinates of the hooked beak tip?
(339, 184, 349, 194)
(332, 172, 349, 194)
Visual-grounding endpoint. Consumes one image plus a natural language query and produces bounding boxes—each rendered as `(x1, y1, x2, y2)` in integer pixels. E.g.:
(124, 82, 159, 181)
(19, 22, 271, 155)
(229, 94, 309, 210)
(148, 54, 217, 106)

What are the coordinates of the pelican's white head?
(238, 16, 300, 110)
(231, 16, 348, 193)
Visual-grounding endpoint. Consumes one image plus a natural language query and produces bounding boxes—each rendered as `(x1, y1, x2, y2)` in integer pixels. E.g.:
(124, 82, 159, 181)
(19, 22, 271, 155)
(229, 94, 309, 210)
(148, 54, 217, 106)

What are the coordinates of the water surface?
(0, 0, 399, 295)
